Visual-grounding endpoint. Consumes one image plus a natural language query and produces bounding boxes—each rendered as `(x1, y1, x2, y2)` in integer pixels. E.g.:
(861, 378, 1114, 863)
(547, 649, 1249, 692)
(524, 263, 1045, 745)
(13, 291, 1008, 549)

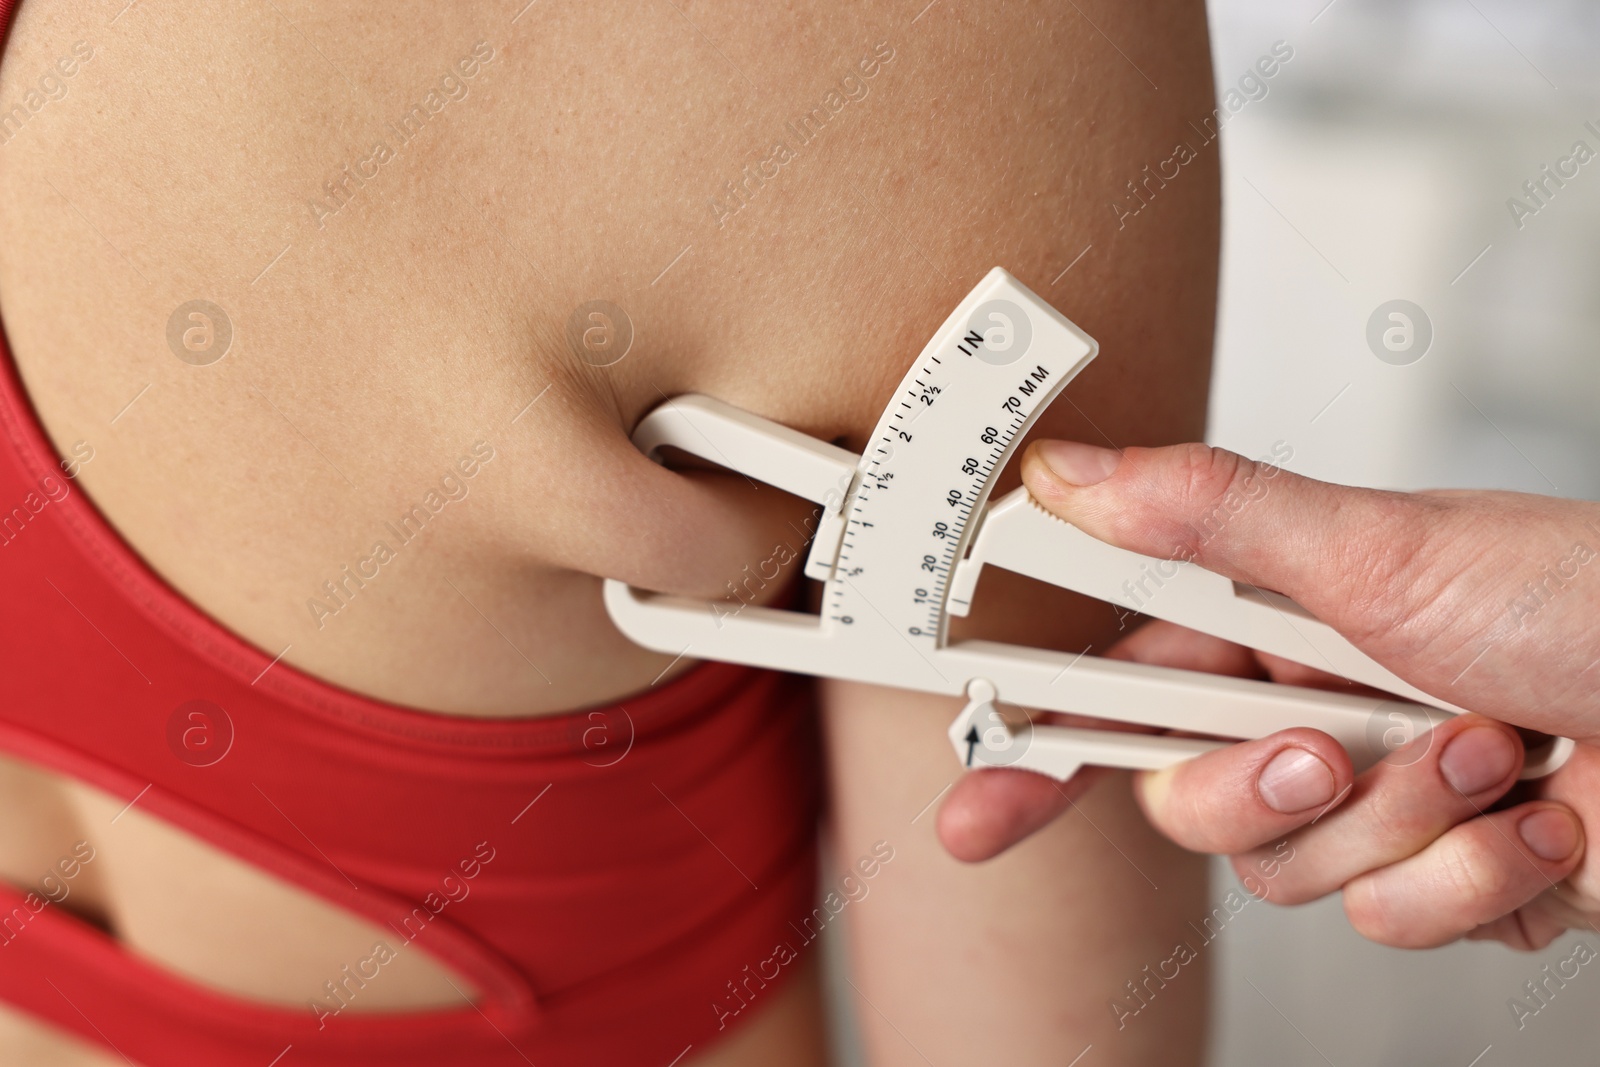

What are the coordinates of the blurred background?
(828, 0, 1600, 1063)
(1207, 0, 1600, 1063)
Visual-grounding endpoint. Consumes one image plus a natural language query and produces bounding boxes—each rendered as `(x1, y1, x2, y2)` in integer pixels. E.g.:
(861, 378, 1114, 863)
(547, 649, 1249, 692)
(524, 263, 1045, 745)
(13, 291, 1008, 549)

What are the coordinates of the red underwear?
(0, 4, 821, 1061)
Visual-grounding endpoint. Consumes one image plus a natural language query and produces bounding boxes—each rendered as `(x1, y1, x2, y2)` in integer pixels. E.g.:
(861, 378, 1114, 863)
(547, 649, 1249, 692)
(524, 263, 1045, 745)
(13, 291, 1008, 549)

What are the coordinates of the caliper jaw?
(621, 392, 861, 584)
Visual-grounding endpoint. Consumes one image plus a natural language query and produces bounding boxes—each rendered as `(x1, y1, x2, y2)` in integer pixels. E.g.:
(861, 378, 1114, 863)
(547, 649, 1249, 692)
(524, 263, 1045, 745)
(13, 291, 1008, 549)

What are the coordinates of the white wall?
(1206, 1, 1600, 1064)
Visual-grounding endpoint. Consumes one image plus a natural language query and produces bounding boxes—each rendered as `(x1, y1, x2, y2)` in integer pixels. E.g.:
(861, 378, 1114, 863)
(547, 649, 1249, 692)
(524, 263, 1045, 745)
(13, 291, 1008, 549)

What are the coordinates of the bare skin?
(0, 1, 1218, 1062)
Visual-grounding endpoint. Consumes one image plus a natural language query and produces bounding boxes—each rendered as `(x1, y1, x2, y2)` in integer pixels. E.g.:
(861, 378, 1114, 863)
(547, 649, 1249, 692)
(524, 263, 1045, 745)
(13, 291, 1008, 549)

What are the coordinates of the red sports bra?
(0, 3, 821, 1062)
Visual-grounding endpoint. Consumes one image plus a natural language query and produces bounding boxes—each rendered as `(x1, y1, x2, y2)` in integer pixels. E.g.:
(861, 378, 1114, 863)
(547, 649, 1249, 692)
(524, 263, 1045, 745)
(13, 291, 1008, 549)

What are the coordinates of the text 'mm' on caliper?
(604, 268, 1571, 780)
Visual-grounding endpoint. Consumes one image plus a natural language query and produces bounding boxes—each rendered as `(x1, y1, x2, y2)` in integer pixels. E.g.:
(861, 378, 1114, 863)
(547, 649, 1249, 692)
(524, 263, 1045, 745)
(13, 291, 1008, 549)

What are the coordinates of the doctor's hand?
(938, 440, 1600, 950)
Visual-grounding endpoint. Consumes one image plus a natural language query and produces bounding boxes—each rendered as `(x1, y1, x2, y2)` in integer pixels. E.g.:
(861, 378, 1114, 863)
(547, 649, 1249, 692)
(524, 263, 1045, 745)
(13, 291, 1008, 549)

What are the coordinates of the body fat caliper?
(604, 268, 1572, 781)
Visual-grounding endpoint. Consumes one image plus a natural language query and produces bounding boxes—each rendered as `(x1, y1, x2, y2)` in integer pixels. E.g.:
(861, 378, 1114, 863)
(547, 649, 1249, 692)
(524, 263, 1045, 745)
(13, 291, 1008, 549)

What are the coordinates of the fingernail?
(1258, 747, 1336, 814)
(1135, 765, 1175, 816)
(1438, 726, 1518, 796)
(1519, 809, 1581, 862)
(1036, 440, 1121, 487)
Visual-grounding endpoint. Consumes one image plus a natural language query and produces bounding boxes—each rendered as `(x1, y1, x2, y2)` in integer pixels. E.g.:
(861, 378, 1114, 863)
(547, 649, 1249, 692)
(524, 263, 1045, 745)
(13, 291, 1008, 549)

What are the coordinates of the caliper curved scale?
(604, 268, 1571, 781)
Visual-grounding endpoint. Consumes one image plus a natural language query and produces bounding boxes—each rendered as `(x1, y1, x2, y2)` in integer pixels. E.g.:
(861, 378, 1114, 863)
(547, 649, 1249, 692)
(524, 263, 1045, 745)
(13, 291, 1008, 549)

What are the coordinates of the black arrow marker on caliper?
(964, 726, 979, 767)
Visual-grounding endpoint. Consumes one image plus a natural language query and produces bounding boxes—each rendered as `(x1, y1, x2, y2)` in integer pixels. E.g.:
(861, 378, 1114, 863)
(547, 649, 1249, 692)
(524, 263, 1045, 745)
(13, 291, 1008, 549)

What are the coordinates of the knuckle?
(1160, 444, 1261, 561)
(1342, 877, 1411, 946)
(1259, 875, 1320, 907)
(1233, 845, 1318, 906)
(1229, 854, 1275, 899)
(1437, 835, 1515, 916)
(1358, 787, 1428, 846)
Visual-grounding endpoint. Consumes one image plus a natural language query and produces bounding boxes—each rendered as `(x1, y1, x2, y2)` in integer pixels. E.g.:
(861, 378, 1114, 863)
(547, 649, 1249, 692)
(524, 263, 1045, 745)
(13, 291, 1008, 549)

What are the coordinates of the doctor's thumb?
(1017, 439, 1431, 633)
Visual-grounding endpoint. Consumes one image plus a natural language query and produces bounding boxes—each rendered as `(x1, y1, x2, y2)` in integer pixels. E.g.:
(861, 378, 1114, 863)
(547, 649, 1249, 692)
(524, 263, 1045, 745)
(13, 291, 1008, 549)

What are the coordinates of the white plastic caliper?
(604, 268, 1572, 781)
